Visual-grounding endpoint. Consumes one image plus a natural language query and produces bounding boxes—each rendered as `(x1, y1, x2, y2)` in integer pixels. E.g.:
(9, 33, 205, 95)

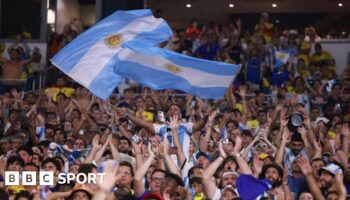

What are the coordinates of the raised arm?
(239, 86, 248, 126)
(298, 126, 313, 159)
(84, 134, 102, 164)
(234, 136, 253, 175)
(134, 143, 156, 198)
(0, 55, 9, 63)
(169, 115, 186, 167)
(341, 123, 349, 155)
(161, 137, 182, 177)
(297, 157, 325, 200)
(117, 108, 155, 133)
(275, 128, 290, 166)
(202, 142, 226, 199)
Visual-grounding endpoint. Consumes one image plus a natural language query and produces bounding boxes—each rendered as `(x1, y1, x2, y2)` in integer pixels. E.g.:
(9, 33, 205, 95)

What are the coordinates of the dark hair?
(165, 173, 184, 186)
(16, 146, 33, 156)
(311, 158, 326, 166)
(291, 133, 303, 143)
(113, 186, 135, 200)
(78, 164, 97, 175)
(151, 169, 167, 178)
(188, 166, 203, 178)
(6, 156, 24, 168)
(54, 156, 65, 168)
(32, 145, 44, 154)
(167, 103, 182, 112)
(0, 188, 9, 200)
(189, 177, 202, 186)
(14, 190, 32, 200)
(120, 161, 134, 176)
(223, 156, 239, 171)
(119, 136, 131, 147)
(225, 120, 238, 128)
(259, 163, 283, 187)
(42, 157, 62, 171)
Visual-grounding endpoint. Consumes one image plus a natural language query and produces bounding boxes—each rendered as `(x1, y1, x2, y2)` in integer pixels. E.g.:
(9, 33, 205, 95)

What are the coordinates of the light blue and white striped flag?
(52, 9, 172, 99)
(274, 51, 290, 68)
(118, 41, 241, 99)
(52, 9, 241, 100)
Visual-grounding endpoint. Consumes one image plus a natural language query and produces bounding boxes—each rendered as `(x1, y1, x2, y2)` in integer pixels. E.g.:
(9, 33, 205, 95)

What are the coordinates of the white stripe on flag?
(117, 48, 234, 88)
(68, 16, 164, 87)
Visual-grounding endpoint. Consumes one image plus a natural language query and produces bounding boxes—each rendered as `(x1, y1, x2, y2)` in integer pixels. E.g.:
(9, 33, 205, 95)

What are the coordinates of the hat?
(0, 137, 11, 143)
(212, 125, 220, 133)
(316, 117, 329, 124)
(196, 152, 211, 161)
(258, 153, 269, 160)
(222, 185, 237, 194)
(319, 163, 342, 176)
(222, 171, 240, 179)
(142, 192, 164, 200)
(69, 184, 93, 199)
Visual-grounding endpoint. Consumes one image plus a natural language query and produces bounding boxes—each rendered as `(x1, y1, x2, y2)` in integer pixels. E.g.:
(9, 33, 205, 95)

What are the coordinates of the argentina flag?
(118, 41, 241, 99)
(274, 50, 290, 68)
(51, 9, 172, 99)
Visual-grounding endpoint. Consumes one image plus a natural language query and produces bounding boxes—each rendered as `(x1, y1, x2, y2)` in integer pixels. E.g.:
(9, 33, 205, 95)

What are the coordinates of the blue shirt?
(272, 69, 289, 87)
(288, 175, 307, 194)
(196, 43, 219, 60)
(246, 58, 261, 84)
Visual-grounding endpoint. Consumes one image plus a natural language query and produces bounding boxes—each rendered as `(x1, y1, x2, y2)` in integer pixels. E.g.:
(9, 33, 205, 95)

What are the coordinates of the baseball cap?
(316, 117, 329, 124)
(196, 152, 211, 161)
(222, 171, 240, 179)
(319, 163, 342, 176)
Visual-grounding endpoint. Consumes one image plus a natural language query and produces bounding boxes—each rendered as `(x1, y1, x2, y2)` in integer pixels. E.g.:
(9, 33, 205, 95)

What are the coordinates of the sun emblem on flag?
(278, 53, 285, 60)
(106, 34, 121, 48)
(165, 64, 182, 73)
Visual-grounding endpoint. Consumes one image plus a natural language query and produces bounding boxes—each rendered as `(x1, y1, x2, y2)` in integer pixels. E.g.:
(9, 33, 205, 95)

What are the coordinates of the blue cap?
(196, 152, 211, 161)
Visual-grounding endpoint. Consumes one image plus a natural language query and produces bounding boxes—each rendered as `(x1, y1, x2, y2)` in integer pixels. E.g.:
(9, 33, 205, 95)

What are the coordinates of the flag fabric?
(51, 9, 172, 99)
(274, 51, 290, 68)
(236, 174, 272, 200)
(52, 9, 241, 100)
(117, 41, 241, 99)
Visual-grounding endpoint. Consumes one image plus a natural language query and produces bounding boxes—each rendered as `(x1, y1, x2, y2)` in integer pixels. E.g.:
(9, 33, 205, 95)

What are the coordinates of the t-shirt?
(288, 175, 306, 194)
(153, 122, 193, 160)
(246, 58, 261, 85)
(196, 43, 219, 60)
(271, 69, 289, 87)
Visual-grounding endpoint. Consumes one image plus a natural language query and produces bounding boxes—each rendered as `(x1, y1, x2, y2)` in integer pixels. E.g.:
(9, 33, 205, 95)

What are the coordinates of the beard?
(320, 180, 333, 190)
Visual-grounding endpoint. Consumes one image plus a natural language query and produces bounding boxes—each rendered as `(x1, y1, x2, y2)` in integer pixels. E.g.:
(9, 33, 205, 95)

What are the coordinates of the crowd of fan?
(0, 13, 350, 200)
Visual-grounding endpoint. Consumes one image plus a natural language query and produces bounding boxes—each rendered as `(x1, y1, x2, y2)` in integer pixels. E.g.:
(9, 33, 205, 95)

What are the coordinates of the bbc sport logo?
(5, 171, 106, 186)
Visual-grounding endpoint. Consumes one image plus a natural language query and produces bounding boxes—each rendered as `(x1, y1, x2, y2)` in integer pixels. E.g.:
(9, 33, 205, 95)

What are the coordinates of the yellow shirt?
(247, 120, 259, 129)
(311, 51, 334, 63)
(135, 110, 154, 122)
(45, 87, 75, 101)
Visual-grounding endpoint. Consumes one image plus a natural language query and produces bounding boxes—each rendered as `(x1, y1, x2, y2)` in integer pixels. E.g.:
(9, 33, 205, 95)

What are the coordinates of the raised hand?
(168, 115, 179, 131)
(297, 157, 312, 176)
(297, 126, 307, 136)
(238, 85, 246, 98)
(97, 160, 119, 192)
(234, 135, 242, 153)
(132, 137, 143, 154)
(11, 89, 21, 100)
(341, 123, 349, 137)
(219, 142, 227, 159)
(92, 134, 102, 150)
(282, 127, 291, 143)
(280, 118, 289, 127)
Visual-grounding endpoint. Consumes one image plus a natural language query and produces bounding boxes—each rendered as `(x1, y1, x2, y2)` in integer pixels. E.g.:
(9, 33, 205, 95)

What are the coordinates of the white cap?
(320, 163, 342, 175)
(316, 117, 329, 124)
